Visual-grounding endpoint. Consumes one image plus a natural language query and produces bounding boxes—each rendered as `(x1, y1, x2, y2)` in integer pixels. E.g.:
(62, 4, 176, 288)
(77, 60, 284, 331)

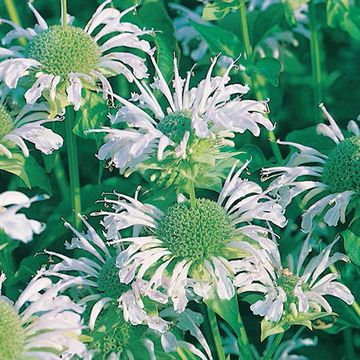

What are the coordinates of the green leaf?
(238, 144, 267, 172)
(327, 0, 360, 42)
(202, 0, 241, 21)
(246, 57, 281, 86)
(21, 155, 52, 194)
(33, 176, 138, 252)
(139, 0, 180, 82)
(73, 90, 108, 140)
(286, 126, 335, 154)
(281, 0, 310, 26)
(261, 320, 287, 341)
(42, 153, 57, 173)
(204, 292, 241, 337)
(0, 152, 30, 187)
(343, 216, 360, 266)
(325, 297, 360, 333)
(191, 21, 242, 58)
(251, 4, 285, 48)
(261, 312, 330, 340)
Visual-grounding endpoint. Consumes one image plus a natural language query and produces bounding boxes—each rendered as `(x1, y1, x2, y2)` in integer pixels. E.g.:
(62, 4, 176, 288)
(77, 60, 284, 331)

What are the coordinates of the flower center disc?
(90, 303, 132, 356)
(322, 135, 360, 192)
(97, 258, 130, 299)
(277, 271, 299, 296)
(156, 199, 234, 261)
(28, 25, 100, 78)
(0, 301, 25, 360)
(0, 105, 14, 139)
(157, 110, 192, 143)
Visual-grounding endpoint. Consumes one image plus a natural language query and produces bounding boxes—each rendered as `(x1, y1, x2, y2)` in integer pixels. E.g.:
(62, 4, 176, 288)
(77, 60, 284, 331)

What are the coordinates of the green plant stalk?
(239, 0, 252, 58)
(177, 348, 197, 360)
(235, 295, 254, 360)
(239, 0, 282, 163)
(65, 107, 82, 227)
(4, 0, 26, 45)
(207, 307, 226, 360)
(263, 333, 284, 360)
(309, 0, 323, 124)
(189, 181, 196, 208)
(54, 153, 69, 200)
(61, 0, 67, 29)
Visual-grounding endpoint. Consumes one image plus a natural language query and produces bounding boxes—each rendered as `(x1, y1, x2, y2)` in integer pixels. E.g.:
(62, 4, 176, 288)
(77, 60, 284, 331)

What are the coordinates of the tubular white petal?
(89, 297, 113, 330)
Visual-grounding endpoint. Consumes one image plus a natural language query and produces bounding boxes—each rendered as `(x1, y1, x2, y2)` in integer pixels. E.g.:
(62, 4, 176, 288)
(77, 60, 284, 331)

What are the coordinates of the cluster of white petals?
(0, 270, 86, 359)
(0, 190, 47, 243)
(0, 1, 153, 110)
(0, 102, 63, 158)
(94, 163, 286, 312)
(91, 55, 273, 173)
(45, 214, 212, 360)
(46, 215, 167, 331)
(234, 236, 354, 323)
(262, 105, 360, 231)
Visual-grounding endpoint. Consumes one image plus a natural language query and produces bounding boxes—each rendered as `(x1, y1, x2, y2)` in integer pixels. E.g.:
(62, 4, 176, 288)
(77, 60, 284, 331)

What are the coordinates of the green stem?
(239, 0, 252, 59)
(189, 181, 196, 208)
(351, 300, 360, 319)
(177, 348, 197, 360)
(54, 153, 69, 200)
(61, 0, 67, 29)
(238, 0, 282, 163)
(207, 307, 225, 360)
(309, 0, 323, 124)
(65, 107, 81, 227)
(263, 333, 284, 360)
(235, 295, 254, 360)
(4, 0, 26, 45)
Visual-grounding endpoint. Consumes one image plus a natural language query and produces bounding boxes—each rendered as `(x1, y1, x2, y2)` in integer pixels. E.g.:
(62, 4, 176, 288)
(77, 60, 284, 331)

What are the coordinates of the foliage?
(0, 0, 360, 359)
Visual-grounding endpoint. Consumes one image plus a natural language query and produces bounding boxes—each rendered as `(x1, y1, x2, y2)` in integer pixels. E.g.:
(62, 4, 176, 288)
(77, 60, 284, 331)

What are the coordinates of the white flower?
(171, 3, 298, 63)
(160, 308, 213, 360)
(94, 162, 286, 312)
(45, 214, 167, 332)
(0, 102, 63, 158)
(0, 1, 153, 110)
(262, 105, 360, 232)
(45, 215, 211, 359)
(0, 191, 48, 243)
(0, 270, 86, 359)
(90, 55, 273, 182)
(234, 235, 354, 324)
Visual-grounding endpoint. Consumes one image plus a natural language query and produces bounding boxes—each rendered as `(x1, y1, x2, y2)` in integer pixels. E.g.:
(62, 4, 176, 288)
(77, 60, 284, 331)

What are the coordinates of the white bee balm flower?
(0, 1, 153, 110)
(0, 102, 63, 158)
(91, 55, 273, 192)
(234, 236, 354, 329)
(262, 105, 360, 231)
(46, 215, 167, 332)
(0, 270, 86, 359)
(46, 217, 211, 360)
(94, 163, 286, 312)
